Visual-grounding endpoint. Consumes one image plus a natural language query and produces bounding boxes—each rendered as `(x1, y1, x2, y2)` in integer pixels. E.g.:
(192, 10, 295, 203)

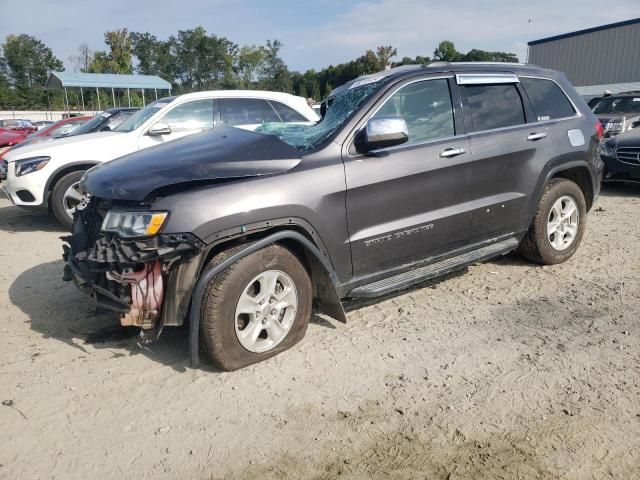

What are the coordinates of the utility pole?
(526, 19, 533, 63)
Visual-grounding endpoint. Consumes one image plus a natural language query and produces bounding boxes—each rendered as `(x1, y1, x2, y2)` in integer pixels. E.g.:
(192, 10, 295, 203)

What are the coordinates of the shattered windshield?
(256, 82, 381, 151)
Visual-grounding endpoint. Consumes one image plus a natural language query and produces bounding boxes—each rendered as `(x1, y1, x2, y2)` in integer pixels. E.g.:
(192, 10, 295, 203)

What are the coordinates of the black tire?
(200, 244, 312, 371)
(51, 170, 85, 230)
(518, 178, 587, 265)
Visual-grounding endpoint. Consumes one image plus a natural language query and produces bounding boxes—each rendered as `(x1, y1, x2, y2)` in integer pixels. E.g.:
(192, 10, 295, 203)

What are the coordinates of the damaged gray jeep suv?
(63, 63, 603, 370)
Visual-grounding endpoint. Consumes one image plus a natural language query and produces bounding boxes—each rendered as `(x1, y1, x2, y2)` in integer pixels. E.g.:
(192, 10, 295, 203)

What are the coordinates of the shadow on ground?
(599, 182, 640, 198)
(9, 259, 336, 373)
(0, 205, 63, 233)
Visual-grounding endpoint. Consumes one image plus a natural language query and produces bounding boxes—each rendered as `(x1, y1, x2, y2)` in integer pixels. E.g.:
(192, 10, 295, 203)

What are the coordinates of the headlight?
(599, 141, 616, 158)
(101, 211, 168, 238)
(15, 156, 50, 176)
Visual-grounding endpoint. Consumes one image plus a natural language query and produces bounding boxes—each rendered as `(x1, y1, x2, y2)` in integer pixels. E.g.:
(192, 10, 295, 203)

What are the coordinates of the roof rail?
(427, 61, 529, 68)
(451, 61, 527, 66)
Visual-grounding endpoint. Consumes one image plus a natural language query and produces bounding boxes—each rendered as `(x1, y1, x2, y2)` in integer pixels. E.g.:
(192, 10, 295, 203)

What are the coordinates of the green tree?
(88, 29, 133, 74)
(433, 40, 461, 62)
(259, 39, 291, 92)
(105, 28, 133, 73)
(174, 27, 237, 91)
(1, 34, 63, 108)
(375, 45, 398, 69)
(234, 44, 266, 89)
(310, 81, 321, 101)
(323, 82, 333, 98)
(130, 32, 177, 84)
(298, 81, 307, 98)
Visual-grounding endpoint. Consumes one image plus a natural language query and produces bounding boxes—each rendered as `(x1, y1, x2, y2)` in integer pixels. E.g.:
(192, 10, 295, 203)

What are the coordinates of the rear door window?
(221, 98, 280, 126)
(521, 77, 576, 121)
(461, 84, 526, 132)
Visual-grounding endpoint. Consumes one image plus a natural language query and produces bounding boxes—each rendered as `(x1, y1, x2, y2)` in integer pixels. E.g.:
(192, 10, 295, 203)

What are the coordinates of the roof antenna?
(526, 19, 533, 63)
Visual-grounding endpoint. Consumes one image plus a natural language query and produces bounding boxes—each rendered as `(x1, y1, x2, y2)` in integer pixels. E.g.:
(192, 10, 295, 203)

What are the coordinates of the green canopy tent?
(45, 72, 172, 113)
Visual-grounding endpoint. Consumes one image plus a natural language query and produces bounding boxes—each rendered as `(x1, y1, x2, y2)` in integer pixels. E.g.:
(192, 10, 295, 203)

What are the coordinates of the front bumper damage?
(62, 198, 205, 342)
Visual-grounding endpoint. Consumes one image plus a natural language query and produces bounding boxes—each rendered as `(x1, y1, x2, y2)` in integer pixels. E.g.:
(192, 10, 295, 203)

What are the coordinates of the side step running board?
(348, 237, 519, 298)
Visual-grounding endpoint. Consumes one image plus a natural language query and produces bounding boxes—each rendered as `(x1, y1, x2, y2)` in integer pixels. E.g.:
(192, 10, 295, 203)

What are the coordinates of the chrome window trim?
(466, 122, 540, 138)
(347, 75, 465, 156)
(455, 73, 520, 85)
(366, 134, 462, 154)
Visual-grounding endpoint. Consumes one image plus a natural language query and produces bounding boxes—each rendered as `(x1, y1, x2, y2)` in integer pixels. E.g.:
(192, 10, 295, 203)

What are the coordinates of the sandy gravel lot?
(1, 185, 639, 480)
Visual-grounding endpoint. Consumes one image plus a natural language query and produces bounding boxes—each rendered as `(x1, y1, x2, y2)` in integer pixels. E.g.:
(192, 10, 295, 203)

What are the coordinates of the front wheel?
(51, 170, 85, 230)
(518, 178, 587, 265)
(200, 244, 313, 371)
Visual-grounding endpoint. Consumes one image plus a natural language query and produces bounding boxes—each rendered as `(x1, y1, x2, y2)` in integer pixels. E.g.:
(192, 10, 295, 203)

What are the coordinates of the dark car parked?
(67, 107, 139, 137)
(600, 127, 640, 182)
(592, 91, 640, 138)
(63, 63, 603, 370)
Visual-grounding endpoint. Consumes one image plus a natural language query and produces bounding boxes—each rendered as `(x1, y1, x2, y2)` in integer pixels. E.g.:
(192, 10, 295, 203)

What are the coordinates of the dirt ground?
(1, 184, 639, 480)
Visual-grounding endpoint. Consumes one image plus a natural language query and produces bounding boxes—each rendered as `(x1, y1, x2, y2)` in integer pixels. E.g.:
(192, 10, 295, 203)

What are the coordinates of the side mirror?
(358, 116, 409, 152)
(147, 122, 171, 136)
(100, 125, 111, 132)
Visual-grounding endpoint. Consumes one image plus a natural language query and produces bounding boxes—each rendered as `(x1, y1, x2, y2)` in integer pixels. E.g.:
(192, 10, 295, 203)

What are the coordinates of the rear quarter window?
(521, 77, 576, 121)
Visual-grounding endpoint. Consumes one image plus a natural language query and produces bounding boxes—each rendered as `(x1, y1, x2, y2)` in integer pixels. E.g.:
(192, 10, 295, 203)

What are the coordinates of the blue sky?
(0, 0, 637, 72)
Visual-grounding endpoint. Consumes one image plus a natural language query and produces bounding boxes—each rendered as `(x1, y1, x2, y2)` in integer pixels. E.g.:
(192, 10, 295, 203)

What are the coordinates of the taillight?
(595, 121, 604, 140)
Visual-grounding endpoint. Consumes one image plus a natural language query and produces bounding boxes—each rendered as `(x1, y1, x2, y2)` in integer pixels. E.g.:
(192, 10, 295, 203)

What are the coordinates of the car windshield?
(114, 98, 175, 132)
(69, 112, 111, 136)
(593, 96, 640, 115)
(256, 81, 382, 151)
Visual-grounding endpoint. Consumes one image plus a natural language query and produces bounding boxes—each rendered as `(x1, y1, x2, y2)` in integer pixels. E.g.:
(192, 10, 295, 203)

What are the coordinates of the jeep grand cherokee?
(63, 63, 604, 370)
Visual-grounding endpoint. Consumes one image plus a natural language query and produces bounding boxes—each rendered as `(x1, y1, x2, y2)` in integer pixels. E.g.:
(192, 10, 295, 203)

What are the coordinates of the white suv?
(2, 90, 318, 227)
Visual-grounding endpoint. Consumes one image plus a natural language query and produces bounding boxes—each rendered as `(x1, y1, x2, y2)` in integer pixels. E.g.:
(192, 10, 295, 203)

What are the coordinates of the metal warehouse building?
(528, 18, 640, 96)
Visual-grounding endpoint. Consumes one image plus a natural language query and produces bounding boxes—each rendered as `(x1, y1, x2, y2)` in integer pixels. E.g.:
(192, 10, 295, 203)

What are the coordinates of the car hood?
(605, 125, 640, 147)
(82, 126, 302, 202)
(3, 131, 126, 162)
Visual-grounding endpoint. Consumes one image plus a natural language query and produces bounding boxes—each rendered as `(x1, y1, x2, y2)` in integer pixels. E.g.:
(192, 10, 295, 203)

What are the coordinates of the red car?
(0, 116, 90, 160)
(28, 116, 90, 140)
(0, 127, 27, 149)
(0, 119, 37, 134)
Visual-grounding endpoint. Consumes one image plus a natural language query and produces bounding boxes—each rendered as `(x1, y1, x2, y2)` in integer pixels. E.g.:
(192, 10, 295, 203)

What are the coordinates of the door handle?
(439, 147, 466, 158)
(526, 132, 547, 141)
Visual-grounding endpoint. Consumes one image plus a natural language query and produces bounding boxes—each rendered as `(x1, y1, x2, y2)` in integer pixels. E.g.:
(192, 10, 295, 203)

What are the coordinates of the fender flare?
(526, 159, 597, 227)
(189, 230, 345, 367)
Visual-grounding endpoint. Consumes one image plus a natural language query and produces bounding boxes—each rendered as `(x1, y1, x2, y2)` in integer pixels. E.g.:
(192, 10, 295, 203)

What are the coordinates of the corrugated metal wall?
(528, 22, 640, 86)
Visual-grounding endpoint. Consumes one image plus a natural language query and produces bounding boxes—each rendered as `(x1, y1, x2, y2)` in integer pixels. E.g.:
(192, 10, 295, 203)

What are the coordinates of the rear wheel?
(518, 178, 587, 265)
(200, 244, 312, 371)
(51, 170, 85, 229)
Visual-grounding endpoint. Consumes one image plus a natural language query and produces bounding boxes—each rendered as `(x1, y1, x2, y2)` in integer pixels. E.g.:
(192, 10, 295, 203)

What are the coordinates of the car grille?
(616, 147, 640, 165)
